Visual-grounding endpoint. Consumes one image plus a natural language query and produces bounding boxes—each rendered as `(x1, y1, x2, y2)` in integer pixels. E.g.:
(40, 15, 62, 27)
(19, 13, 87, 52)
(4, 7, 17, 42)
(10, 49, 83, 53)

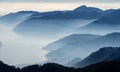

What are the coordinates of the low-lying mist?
(0, 25, 52, 65)
(0, 19, 113, 65)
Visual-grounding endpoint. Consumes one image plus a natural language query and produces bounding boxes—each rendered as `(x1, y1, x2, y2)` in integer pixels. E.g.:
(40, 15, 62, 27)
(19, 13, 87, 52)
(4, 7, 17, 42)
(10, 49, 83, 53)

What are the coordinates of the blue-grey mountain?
(74, 47, 120, 68)
(45, 32, 120, 64)
(0, 11, 38, 26)
(44, 34, 100, 64)
(13, 5, 105, 37)
(81, 9, 120, 31)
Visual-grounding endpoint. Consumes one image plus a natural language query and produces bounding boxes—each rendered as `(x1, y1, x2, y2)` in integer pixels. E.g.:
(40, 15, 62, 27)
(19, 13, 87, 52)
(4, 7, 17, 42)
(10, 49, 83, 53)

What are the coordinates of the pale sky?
(0, 2, 119, 15)
(0, 0, 120, 3)
(0, 0, 119, 15)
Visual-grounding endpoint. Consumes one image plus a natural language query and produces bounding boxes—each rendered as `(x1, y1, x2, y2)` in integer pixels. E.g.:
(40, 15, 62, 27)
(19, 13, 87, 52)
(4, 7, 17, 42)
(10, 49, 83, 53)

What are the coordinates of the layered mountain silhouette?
(82, 9, 120, 31)
(0, 5, 117, 36)
(33, 5, 103, 20)
(74, 47, 120, 68)
(1, 60, 120, 72)
(13, 5, 104, 37)
(44, 34, 100, 64)
(43, 34, 100, 51)
(0, 11, 38, 26)
(44, 32, 120, 64)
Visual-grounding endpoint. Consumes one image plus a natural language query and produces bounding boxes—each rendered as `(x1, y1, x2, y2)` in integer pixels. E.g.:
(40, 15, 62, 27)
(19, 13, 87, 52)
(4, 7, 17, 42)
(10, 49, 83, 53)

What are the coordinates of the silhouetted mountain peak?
(77, 5, 87, 9)
(74, 5, 103, 12)
(74, 5, 87, 11)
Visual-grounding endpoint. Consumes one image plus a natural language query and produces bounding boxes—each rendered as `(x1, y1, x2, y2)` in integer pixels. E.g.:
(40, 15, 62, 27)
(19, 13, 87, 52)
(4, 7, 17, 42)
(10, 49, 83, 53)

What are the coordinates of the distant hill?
(74, 47, 120, 68)
(81, 9, 120, 31)
(45, 32, 120, 64)
(0, 11, 38, 26)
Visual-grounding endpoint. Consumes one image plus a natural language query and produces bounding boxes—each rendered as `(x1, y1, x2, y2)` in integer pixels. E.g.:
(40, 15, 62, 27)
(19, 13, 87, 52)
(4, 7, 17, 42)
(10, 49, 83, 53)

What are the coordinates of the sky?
(0, 0, 120, 3)
(0, 0, 120, 15)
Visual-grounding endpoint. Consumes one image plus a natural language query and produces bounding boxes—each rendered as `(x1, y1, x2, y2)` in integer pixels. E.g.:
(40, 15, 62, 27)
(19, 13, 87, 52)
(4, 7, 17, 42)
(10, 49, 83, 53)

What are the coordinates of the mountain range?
(0, 5, 118, 37)
(44, 32, 120, 64)
(81, 9, 120, 31)
(0, 11, 38, 26)
(1, 60, 120, 72)
(0, 5, 120, 70)
(33, 5, 104, 20)
(13, 5, 105, 37)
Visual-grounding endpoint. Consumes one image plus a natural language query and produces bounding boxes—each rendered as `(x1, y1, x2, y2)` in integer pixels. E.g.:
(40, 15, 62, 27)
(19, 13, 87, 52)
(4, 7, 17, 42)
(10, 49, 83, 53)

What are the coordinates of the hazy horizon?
(0, 2, 120, 15)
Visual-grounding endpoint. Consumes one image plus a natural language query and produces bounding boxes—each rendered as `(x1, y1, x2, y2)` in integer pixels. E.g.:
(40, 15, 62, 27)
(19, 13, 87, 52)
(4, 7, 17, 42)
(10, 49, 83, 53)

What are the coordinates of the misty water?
(0, 19, 95, 65)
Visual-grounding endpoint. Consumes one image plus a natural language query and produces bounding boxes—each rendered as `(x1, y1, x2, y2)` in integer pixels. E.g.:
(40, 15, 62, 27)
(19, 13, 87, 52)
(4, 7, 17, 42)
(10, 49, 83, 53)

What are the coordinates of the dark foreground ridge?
(0, 60, 120, 72)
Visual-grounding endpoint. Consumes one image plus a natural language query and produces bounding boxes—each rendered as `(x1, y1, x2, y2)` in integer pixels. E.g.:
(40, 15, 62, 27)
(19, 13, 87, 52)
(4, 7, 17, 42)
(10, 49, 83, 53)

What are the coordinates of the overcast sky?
(0, 0, 120, 3)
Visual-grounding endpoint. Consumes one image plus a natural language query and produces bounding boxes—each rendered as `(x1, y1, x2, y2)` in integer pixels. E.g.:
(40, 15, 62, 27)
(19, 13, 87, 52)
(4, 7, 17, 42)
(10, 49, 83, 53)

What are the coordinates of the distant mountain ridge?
(44, 32, 120, 64)
(81, 9, 120, 31)
(44, 34, 100, 64)
(34, 5, 103, 20)
(0, 11, 38, 26)
(0, 5, 116, 37)
(43, 34, 100, 51)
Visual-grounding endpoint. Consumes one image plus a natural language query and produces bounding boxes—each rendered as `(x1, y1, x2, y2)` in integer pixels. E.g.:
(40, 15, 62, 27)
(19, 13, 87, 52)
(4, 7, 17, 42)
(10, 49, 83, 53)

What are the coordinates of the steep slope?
(74, 47, 120, 68)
